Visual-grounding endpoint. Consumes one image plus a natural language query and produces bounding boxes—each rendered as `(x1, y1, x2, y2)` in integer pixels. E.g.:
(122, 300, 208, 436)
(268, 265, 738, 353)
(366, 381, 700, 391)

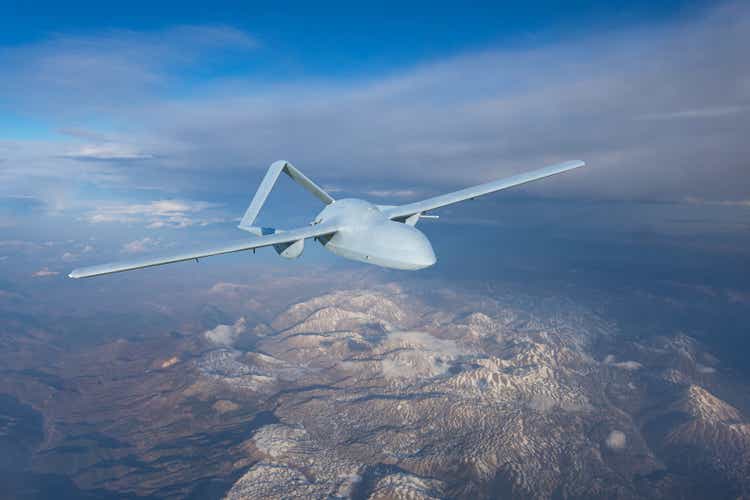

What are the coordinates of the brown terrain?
(1, 281, 749, 499)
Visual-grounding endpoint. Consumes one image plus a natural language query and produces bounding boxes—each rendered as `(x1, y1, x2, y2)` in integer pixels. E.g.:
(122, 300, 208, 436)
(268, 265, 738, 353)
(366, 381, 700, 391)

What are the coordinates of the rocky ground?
(1, 280, 749, 499)
(215, 285, 750, 499)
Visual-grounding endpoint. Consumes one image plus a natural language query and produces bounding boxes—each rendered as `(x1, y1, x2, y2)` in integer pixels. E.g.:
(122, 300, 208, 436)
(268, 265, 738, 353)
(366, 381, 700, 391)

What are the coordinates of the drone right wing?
(68, 222, 339, 279)
(381, 160, 585, 220)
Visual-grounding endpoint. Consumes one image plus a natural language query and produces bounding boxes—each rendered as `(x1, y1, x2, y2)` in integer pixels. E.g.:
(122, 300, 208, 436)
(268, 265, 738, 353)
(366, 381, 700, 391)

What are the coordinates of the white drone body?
(69, 159, 585, 278)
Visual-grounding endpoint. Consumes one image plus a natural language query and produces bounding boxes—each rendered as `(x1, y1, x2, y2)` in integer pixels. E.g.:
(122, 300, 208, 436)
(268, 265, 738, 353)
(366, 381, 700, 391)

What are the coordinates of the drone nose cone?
(404, 227, 436, 270)
(414, 240, 437, 269)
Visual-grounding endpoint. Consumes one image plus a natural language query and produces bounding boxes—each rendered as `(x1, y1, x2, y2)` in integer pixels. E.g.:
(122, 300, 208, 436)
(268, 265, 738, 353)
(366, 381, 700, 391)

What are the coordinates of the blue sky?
(0, 0, 713, 96)
(3, 2, 704, 52)
(0, 0, 747, 284)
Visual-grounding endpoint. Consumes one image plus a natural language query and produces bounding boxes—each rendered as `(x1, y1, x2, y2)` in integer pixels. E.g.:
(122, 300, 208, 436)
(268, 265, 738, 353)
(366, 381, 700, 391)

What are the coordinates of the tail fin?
(239, 160, 334, 232)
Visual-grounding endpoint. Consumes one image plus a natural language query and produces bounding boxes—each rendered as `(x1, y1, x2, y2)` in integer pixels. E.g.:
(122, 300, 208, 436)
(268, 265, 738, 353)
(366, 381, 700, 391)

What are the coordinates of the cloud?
(122, 237, 156, 254)
(61, 243, 94, 262)
(604, 355, 642, 371)
(612, 361, 642, 371)
(0, 25, 256, 206)
(63, 143, 154, 161)
(85, 199, 220, 228)
(605, 430, 627, 450)
(638, 105, 749, 121)
(0, 240, 40, 249)
(32, 267, 59, 277)
(204, 317, 247, 347)
(685, 197, 750, 208)
(1, 3, 749, 214)
(76, 0, 743, 205)
(0, 25, 256, 112)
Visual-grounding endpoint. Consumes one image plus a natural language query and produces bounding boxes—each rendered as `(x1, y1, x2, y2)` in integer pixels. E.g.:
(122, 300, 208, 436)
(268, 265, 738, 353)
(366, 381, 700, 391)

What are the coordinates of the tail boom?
(238, 160, 334, 232)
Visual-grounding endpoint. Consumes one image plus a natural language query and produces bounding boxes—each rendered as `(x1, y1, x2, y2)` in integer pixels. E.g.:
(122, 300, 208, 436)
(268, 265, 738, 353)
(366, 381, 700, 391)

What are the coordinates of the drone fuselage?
(313, 198, 436, 270)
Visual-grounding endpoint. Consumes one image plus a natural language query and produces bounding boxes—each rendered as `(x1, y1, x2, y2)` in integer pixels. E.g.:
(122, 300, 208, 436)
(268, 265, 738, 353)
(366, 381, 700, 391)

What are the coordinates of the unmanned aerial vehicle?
(69, 160, 585, 278)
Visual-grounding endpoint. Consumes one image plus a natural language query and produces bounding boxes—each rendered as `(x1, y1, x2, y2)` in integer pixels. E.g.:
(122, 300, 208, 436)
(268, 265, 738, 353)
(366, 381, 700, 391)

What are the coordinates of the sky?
(0, 0, 748, 298)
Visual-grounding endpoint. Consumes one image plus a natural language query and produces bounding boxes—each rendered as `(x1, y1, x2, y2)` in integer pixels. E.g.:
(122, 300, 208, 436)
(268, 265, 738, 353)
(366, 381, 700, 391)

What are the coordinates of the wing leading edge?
(68, 223, 339, 279)
(382, 160, 585, 220)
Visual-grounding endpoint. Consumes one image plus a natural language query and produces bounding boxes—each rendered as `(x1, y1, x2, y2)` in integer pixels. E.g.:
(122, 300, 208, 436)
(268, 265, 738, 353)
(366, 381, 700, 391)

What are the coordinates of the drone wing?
(381, 160, 585, 220)
(68, 223, 339, 279)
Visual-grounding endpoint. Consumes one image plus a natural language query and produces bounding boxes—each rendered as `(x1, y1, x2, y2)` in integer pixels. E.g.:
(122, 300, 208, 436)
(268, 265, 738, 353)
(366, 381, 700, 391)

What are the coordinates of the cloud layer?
(85, 200, 221, 228)
(0, 3, 748, 225)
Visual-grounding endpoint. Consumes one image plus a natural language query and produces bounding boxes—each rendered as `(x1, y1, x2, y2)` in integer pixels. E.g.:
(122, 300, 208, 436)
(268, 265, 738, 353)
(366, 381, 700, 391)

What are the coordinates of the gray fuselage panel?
(315, 199, 436, 270)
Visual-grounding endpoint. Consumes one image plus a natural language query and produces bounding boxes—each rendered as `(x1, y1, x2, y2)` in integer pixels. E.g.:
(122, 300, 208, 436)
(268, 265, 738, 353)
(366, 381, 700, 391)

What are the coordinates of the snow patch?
(605, 430, 627, 450)
(380, 331, 466, 380)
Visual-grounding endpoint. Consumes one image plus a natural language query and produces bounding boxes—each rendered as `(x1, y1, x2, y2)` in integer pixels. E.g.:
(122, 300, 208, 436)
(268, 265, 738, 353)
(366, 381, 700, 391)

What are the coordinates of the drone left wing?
(68, 223, 339, 279)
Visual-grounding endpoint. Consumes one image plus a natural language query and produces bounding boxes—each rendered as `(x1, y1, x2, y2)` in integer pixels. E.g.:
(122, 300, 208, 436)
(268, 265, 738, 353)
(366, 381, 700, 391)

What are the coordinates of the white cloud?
(84, 199, 219, 228)
(63, 143, 154, 161)
(61, 243, 94, 262)
(204, 317, 247, 347)
(1, 3, 749, 208)
(605, 430, 627, 450)
(32, 267, 59, 277)
(604, 355, 642, 371)
(105, 0, 747, 205)
(603, 354, 643, 371)
(612, 361, 642, 371)
(122, 237, 156, 254)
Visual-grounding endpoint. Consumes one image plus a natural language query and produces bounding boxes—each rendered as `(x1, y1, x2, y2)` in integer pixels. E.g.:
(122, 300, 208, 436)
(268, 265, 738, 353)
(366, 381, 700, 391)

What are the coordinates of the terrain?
(1, 276, 749, 499)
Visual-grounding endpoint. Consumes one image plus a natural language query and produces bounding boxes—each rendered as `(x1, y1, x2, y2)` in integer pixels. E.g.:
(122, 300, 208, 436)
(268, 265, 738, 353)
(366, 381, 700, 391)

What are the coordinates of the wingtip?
(564, 160, 586, 170)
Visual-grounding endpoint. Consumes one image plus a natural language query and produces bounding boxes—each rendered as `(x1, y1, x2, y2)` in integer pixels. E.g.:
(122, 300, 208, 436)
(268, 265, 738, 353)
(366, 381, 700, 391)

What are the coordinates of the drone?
(69, 160, 585, 278)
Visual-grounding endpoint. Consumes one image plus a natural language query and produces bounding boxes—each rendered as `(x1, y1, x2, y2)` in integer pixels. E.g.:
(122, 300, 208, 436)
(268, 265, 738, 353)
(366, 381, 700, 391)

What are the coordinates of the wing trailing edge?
(68, 223, 339, 279)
